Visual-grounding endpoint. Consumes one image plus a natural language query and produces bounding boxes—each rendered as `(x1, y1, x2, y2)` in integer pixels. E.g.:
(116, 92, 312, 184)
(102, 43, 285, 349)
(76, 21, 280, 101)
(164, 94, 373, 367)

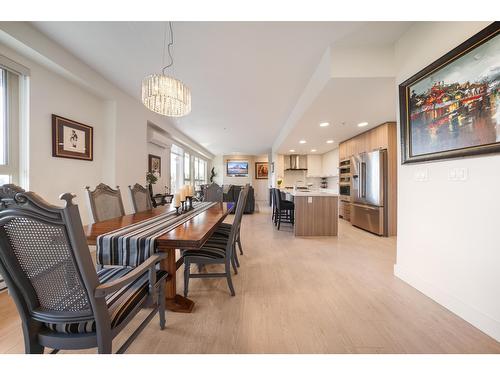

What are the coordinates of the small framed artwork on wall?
(148, 154, 161, 176)
(52, 114, 93, 161)
(255, 162, 269, 179)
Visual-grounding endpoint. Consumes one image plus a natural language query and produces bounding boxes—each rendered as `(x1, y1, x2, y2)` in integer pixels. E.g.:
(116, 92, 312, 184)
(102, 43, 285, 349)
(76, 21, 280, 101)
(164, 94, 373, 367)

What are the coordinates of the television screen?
(227, 160, 249, 176)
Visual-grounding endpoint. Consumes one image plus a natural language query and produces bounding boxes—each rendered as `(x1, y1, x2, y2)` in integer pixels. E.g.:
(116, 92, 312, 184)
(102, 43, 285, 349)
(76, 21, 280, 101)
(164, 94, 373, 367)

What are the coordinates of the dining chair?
(0, 184, 167, 354)
(85, 183, 125, 223)
(213, 183, 250, 267)
(203, 183, 223, 202)
(128, 183, 153, 213)
(182, 188, 247, 297)
(273, 188, 294, 230)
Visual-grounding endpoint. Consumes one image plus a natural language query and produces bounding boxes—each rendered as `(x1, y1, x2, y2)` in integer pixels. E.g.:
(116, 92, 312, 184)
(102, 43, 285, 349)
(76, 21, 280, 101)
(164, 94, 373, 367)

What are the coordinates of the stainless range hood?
(284, 154, 308, 170)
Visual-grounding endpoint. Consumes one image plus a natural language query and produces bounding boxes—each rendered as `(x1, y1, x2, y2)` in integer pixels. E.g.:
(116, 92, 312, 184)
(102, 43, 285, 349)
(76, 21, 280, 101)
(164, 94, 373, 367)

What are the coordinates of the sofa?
(223, 185, 255, 214)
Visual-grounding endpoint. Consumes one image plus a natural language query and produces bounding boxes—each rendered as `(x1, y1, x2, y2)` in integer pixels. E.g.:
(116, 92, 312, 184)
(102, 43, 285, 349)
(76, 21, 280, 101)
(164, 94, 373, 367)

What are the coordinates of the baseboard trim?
(394, 263, 500, 342)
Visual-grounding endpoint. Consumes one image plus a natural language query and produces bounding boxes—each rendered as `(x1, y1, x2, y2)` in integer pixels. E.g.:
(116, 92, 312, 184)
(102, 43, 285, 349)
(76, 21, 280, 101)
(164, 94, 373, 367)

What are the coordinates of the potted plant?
(146, 171, 159, 196)
(209, 167, 217, 183)
(277, 178, 283, 188)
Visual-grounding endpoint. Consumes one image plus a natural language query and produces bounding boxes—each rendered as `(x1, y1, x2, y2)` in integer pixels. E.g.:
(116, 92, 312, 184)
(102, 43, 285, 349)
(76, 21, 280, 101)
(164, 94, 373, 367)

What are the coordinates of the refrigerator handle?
(361, 162, 366, 198)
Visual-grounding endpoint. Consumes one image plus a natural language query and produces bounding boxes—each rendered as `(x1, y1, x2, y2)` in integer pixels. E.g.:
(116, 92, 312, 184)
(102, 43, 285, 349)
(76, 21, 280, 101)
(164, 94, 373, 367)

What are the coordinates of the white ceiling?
(32, 21, 411, 155)
(277, 77, 397, 154)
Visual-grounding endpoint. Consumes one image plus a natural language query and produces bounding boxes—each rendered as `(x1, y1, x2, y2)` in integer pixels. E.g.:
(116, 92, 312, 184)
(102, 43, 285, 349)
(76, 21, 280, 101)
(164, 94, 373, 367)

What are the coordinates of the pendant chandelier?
(142, 22, 191, 117)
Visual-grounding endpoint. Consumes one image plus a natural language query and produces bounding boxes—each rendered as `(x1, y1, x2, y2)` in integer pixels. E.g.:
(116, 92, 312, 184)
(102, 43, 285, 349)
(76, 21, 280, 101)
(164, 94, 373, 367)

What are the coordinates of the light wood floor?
(1, 208, 500, 354)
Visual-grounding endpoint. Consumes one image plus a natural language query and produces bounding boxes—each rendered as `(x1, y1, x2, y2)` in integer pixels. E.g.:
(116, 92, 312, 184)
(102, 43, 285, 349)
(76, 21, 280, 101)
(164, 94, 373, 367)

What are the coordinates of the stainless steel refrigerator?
(350, 149, 387, 236)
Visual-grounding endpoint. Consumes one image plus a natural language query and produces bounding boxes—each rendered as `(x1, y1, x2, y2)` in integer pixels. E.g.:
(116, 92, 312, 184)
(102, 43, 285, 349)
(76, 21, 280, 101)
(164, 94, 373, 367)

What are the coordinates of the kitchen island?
(286, 190, 338, 236)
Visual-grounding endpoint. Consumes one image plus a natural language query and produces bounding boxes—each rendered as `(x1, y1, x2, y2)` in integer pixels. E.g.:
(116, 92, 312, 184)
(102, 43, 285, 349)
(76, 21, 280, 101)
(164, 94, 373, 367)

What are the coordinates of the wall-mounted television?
(227, 160, 249, 177)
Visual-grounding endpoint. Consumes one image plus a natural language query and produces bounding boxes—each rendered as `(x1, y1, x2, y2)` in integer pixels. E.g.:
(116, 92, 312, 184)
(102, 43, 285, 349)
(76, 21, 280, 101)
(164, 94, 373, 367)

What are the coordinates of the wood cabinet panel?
(294, 196, 338, 236)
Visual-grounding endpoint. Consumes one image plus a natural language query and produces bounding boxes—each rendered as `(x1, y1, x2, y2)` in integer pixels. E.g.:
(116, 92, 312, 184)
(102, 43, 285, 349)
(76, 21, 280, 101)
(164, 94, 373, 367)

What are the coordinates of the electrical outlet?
(308, 197, 313, 204)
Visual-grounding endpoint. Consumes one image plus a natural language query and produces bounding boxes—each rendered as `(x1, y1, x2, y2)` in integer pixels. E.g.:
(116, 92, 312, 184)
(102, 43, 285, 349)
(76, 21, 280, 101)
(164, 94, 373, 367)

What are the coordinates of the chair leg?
(184, 261, 190, 297)
(97, 328, 112, 354)
(22, 320, 44, 354)
(225, 263, 236, 296)
(237, 233, 243, 255)
(231, 252, 238, 274)
(233, 246, 240, 268)
(158, 283, 166, 330)
(277, 210, 281, 230)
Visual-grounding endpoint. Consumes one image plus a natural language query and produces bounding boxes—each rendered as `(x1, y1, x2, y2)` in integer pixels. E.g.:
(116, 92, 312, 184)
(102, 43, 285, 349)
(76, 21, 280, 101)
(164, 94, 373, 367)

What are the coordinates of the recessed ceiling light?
(326, 140, 334, 144)
(319, 122, 330, 127)
(311, 149, 317, 152)
(289, 149, 295, 152)
(299, 140, 307, 144)
(358, 122, 369, 127)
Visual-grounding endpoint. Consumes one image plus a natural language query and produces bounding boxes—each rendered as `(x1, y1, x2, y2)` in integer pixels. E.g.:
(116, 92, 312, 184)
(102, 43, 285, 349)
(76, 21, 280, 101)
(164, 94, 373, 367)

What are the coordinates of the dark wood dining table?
(84, 202, 233, 313)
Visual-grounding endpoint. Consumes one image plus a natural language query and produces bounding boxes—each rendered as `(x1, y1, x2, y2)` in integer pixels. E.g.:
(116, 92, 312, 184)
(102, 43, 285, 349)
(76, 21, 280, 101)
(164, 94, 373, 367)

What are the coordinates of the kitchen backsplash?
(283, 170, 338, 191)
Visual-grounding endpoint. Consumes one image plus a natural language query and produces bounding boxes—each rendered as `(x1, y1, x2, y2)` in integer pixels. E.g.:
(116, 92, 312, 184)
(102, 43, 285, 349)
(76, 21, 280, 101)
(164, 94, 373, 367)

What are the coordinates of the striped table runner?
(97, 202, 217, 267)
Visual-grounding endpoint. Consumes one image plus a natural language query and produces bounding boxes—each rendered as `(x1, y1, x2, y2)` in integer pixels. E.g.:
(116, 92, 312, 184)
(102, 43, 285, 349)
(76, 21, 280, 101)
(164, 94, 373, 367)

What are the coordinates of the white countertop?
(285, 190, 338, 197)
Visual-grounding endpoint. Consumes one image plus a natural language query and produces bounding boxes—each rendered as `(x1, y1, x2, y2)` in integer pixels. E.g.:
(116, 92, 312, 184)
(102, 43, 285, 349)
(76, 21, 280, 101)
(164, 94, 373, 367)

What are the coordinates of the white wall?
(252, 154, 269, 202)
(393, 22, 500, 341)
(0, 22, 214, 224)
(219, 154, 269, 202)
(209, 154, 224, 185)
(0, 43, 107, 224)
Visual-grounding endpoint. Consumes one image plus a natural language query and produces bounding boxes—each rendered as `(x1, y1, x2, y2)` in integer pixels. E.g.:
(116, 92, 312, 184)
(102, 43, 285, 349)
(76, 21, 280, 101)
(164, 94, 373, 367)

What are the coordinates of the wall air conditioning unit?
(148, 129, 170, 149)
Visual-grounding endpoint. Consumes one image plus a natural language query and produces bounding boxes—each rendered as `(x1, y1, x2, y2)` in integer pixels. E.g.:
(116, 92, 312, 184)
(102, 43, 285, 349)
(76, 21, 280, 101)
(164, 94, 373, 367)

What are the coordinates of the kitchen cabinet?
(339, 200, 351, 221)
(321, 148, 339, 177)
(306, 155, 322, 177)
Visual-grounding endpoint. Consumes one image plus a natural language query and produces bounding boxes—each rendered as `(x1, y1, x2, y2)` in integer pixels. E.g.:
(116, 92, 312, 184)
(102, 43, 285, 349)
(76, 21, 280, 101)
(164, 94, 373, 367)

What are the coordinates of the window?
(184, 152, 191, 185)
(0, 66, 21, 185)
(170, 144, 184, 193)
(194, 156, 207, 189)
(170, 143, 206, 192)
(0, 58, 28, 292)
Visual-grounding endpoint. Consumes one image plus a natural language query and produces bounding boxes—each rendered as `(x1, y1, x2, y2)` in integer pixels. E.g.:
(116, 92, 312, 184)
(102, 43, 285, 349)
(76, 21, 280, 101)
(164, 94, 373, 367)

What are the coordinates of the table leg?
(160, 248, 195, 313)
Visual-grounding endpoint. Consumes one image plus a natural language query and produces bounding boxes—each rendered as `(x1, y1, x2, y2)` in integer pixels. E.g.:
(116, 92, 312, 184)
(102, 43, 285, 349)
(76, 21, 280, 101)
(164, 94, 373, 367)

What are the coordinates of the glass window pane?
(0, 69, 6, 165)
(0, 174, 10, 185)
(184, 152, 190, 180)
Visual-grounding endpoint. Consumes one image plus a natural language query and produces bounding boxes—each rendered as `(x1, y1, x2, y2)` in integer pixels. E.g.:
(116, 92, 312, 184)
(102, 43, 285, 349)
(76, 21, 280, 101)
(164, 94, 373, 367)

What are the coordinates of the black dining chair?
(182, 187, 248, 297)
(273, 188, 294, 230)
(213, 183, 250, 268)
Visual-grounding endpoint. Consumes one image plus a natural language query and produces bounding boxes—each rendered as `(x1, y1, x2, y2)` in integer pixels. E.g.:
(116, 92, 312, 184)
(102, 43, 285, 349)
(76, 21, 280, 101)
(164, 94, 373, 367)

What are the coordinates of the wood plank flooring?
(1, 208, 499, 353)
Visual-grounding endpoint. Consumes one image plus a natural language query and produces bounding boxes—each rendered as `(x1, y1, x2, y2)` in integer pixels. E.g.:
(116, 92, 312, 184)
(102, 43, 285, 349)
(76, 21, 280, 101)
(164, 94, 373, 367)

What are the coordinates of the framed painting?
(255, 162, 269, 179)
(148, 154, 161, 176)
(52, 114, 93, 161)
(399, 22, 500, 164)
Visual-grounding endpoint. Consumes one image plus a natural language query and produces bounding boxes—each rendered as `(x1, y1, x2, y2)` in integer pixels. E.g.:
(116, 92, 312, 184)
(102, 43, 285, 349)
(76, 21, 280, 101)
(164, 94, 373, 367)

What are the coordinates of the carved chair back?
(0, 184, 109, 343)
(85, 183, 125, 223)
(128, 183, 153, 213)
(203, 183, 223, 202)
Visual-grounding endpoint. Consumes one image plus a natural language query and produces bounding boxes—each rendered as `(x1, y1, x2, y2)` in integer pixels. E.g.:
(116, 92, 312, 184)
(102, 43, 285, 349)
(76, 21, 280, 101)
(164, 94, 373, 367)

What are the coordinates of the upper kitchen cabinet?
(339, 142, 347, 161)
(339, 121, 393, 158)
(321, 148, 339, 177)
(306, 154, 323, 177)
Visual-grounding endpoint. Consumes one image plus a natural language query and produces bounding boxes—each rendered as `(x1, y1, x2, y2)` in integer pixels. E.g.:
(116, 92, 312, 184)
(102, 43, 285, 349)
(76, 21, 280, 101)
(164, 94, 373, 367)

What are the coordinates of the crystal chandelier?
(142, 22, 191, 117)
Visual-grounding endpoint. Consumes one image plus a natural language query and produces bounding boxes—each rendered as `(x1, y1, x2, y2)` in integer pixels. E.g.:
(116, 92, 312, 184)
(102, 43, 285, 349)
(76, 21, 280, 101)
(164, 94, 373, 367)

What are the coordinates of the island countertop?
(284, 190, 338, 197)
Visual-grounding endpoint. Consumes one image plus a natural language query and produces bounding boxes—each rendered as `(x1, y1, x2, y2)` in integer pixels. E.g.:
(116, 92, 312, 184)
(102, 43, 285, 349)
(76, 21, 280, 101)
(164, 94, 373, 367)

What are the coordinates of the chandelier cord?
(162, 22, 174, 74)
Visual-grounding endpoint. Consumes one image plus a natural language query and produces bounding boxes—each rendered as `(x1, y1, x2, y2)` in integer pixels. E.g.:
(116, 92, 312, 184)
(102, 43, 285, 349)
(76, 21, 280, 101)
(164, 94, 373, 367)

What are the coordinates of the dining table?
(84, 202, 233, 313)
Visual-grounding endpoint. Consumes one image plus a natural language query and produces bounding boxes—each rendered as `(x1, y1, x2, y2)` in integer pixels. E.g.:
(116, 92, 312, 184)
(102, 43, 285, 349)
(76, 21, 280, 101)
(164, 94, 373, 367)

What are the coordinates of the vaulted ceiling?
(32, 22, 411, 155)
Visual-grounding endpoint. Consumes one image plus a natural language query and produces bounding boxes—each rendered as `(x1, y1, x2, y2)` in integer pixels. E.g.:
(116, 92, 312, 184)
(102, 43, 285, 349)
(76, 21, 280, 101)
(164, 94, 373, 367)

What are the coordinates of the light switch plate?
(308, 197, 313, 204)
(414, 169, 428, 182)
(448, 167, 468, 181)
